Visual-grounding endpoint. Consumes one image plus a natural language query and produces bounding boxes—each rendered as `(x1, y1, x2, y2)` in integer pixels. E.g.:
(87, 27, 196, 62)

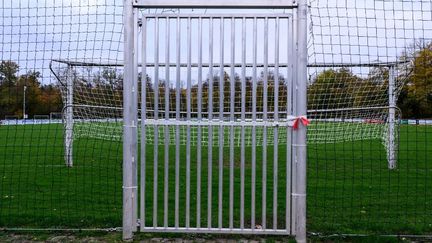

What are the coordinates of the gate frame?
(122, 0, 308, 242)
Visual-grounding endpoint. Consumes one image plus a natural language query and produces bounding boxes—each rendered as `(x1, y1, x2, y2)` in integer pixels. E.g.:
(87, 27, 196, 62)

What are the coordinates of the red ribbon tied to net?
(292, 116, 310, 130)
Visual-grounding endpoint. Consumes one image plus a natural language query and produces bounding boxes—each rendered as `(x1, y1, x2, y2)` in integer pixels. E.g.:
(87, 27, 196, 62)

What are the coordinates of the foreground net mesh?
(3, 0, 431, 235)
(307, 0, 432, 235)
(0, 0, 124, 229)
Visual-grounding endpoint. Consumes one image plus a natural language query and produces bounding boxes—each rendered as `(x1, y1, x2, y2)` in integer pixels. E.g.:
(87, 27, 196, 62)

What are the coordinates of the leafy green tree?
(0, 60, 19, 85)
(0, 61, 19, 118)
(0, 61, 63, 119)
(15, 71, 43, 117)
(397, 43, 432, 118)
(308, 68, 362, 111)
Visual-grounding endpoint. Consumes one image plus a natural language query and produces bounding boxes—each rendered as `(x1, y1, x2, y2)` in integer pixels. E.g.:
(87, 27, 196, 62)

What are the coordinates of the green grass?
(0, 123, 431, 236)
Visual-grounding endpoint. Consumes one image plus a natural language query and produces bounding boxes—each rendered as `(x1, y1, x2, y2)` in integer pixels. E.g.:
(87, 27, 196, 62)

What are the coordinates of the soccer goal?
(3, 115, 19, 125)
(51, 59, 405, 170)
(307, 62, 409, 169)
(4, 115, 19, 120)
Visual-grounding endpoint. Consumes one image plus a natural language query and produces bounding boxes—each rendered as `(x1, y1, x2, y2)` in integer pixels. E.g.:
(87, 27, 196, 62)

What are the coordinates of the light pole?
(23, 84, 27, 119)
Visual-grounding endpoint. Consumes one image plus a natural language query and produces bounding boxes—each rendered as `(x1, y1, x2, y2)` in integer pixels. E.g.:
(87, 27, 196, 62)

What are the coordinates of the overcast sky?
(0, 0, 431, 85)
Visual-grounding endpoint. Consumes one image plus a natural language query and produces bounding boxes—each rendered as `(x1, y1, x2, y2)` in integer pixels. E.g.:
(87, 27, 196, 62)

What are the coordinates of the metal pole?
(123, 0, 136, 240)
(132, 8, 139, 230)
(388, 66, 396, 169)
(140, 16, 148, 231)
(295, 1, 308, 242)
(286, 16, 294, 233)
(65, 66, 74, 167)
(23, 85, 26, 119)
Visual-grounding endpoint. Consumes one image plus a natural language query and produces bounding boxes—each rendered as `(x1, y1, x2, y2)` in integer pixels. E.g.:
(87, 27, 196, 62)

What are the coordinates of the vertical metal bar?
(291, 14, 298, 235)
(251, 17, 257, 230)
(65, 66, 74, 167)
(153, 17, 160, 228)
(262, 17, 269, 230)
(388, 65, 396, 169)
(295, 1, 308, 242)
(273, 17, 280, 230)
(123, 0, 135, 239)
(175, 16, 181, 228)
(186, 17, 192, 228)
(163, 17, 170, 228)
(229, 17, 235, 229)
(207, 17, 214, 229)
(286, 16, 293, 233)
(240, 17, 246, 230)
(140, 16, 147, 231)
(218, 17, 224, 229)
(197, 17, 203, 228)
(132, 9, 139, 230)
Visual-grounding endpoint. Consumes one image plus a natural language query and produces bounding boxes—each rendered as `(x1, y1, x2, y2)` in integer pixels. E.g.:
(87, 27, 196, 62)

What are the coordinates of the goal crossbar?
(52, 59, 410, 68)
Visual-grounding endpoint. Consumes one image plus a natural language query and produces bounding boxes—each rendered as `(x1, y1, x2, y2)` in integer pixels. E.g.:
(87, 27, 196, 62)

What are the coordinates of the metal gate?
(123, 1, 308, 241)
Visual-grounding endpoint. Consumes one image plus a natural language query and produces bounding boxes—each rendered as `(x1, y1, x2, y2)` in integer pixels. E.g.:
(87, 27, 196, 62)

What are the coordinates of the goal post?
(387, 65, 397, 169)
(294, 1, 308, 241)
(123, 0, 136, 239)
(65, 65, 74, 167)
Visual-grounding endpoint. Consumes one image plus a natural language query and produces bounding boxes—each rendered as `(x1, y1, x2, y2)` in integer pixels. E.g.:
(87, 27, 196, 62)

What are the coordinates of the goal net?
(306, 0, 422, 168)
(51, 1, 426, 169)
(51, 59, 124, 142)
(51, 57, 294, 148)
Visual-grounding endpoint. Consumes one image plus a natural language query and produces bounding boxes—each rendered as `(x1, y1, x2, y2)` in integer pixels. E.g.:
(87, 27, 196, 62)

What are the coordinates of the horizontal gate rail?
(140, 227, 292, 235)
(140, 13, 292, 18)
(52, 59, 292, 68)
(140, 63, 292, 68)
(133, 0, 298, 8)
(142, 118, 299, 127)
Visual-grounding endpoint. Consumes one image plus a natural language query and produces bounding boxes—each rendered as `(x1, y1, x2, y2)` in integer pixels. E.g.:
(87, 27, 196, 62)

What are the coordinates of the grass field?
(0, 123, 431, 235)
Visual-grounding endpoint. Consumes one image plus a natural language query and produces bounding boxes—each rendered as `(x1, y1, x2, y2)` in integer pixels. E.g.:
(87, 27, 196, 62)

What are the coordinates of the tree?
(0, 61, 63, 119)
(0, 61, 20, 118)
(308, 68, 363, 111)
(0, 60, 19, 85)
(15, 71, 43, 117)
(398, 43, 432, 118)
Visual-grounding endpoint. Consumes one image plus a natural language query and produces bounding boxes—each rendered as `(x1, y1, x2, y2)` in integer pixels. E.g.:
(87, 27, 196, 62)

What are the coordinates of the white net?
(52, 1, 431, 155)
(52, 60, 293, 147)
(51, 59, 124, 142)
(306, 65, 406, 144)
(53, 11, 298, 147)
(305, 0, 432, 168)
